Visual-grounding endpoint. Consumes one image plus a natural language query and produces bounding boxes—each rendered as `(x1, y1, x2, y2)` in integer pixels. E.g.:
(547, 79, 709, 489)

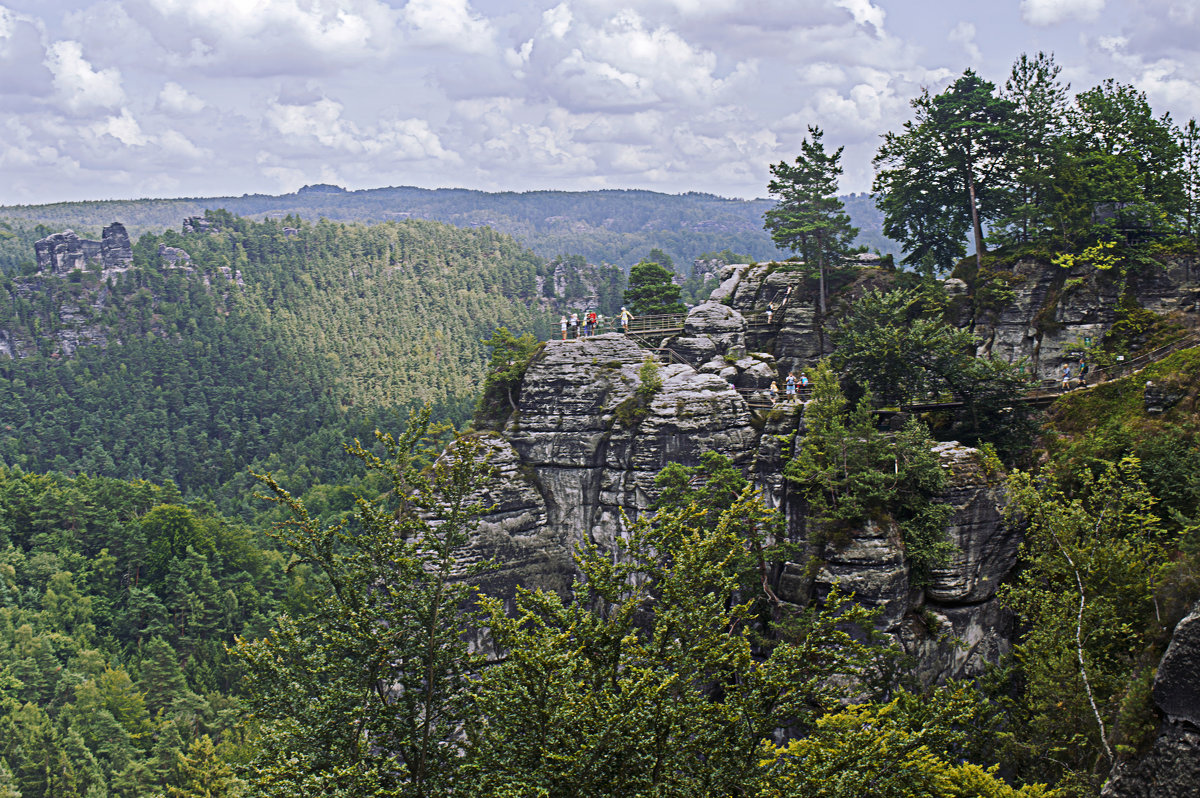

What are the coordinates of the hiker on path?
(769, 381, 779, 405)
(1078, 357, 1089, 388)
(1061, 364, 1072, 391)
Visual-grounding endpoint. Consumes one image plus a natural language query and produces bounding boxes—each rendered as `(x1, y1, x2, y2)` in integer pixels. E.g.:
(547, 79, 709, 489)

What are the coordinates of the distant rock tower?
(33, 222, 133, 275)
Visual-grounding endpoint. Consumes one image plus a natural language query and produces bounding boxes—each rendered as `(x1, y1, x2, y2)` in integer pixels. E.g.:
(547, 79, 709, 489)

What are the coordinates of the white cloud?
(542, 3, 573, 39)
(128, 0, 400, 75)
(403, 0, 496, 54)
(266, 95, 458, 162)
(545, 9, 751, 109)
(948, 21, 981, 62)
(92, 108, 149, 146)
(1020, 0, 1105, 26)
(833, 0, 886, 35)
(158, 129, 209, 159)
(0, 6, 52, 96)
(158, 81, 205, 113)
(45, 40, 125, 112)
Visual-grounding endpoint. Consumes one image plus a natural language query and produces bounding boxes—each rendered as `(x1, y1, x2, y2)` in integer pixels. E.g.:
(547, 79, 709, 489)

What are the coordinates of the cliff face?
(1102, 602, 1200, 798)
(33, 222, 133, 276)
(467, 309, 1019, 681)
(971, 258, 1200, 377)
(695, 257, 1200, 381)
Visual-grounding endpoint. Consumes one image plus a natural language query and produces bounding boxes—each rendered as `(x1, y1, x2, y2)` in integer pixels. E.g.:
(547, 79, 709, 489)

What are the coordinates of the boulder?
(924, 443, 1016, 605)
(1103, 603, 1200, 797)
(1154, 603, 1200, 728)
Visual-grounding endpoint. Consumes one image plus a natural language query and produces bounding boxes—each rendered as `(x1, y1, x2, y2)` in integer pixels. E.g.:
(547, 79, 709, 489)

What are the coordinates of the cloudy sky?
(1, 0, 1198, 206)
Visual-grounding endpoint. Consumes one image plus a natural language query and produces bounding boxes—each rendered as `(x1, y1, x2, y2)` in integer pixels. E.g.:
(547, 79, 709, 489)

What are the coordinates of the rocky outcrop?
(1103, 602, 1200, 797)
(4, 221, 236, 359)
(680, 256, 1200, 383)
(34, 223, 132, 276)
(535, 257, 622, 315)
(467, 328, 1017, 682)
(159, 245, 193, 268)
(495, 335, 756, 562)
(971, 258, 1200, 379)
(183, 216, 219, 234)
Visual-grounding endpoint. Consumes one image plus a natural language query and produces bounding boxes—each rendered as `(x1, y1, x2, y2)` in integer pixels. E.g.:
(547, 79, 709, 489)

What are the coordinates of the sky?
(1, 0, 1198, 206)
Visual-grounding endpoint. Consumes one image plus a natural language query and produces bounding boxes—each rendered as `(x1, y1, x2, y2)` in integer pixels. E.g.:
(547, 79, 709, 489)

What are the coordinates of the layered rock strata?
(680, 257, 1200, 383)
(34, 222, 133, 276)
(466, 331, 1018, 681)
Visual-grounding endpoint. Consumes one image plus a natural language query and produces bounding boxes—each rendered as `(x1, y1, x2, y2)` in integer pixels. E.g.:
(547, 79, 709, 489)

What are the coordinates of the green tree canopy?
(765, 125, 860, 322)
(874, 70, 1017, 275)
(623, 260, 685, 316)
(235, 408, 494, 797)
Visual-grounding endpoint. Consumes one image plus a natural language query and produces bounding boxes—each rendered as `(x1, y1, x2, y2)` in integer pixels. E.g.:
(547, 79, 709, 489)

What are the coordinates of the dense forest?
(0, 212, 553, 517)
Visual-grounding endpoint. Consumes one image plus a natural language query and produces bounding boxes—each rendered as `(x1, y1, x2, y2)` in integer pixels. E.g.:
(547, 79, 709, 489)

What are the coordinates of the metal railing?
(1086, 329, 1200, 384)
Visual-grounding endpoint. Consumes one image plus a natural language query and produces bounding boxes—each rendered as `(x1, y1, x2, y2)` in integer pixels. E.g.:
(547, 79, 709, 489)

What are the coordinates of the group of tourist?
(768, 372, 809, 404)
(1060, 357, 1089, 391)
(560, 307, 636, 339)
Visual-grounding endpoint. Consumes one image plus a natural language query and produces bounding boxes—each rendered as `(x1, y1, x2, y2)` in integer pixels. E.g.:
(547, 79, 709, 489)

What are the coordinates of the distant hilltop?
(297, 183, 347, 195)
(0, 186, 898, 270)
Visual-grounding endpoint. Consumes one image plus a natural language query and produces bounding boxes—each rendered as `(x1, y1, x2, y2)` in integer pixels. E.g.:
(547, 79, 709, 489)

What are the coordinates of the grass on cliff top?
(1042, 345, 1200, 509)
(1048, 345, 1200, 435)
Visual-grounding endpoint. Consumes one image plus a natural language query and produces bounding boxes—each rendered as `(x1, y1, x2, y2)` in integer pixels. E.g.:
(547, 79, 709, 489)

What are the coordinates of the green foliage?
(0, 214, 549, 516)
(875, 70, 1017, 275)
(653, 450, 748, 518)
(465, 493, 885, 797)
(235, 407, 494, 797)
(475, 327, 543, 429)
(0, 467, 292, 797)
(784, 362, 953, 584)
(765, 126, 862, 316)
(832, 286, 1036, 460)
(623, 260, 684, 315)
(759, 684, 1058, 798)
(1000, 459, 1176, 790)
(613, 357, 663, 428)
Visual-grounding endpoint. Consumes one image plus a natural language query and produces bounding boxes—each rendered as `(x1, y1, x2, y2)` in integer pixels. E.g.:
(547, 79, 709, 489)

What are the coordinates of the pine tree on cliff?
(764, 125, 860, 351)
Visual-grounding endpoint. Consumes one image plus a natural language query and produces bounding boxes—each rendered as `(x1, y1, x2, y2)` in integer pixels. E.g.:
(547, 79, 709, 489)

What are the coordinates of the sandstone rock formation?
(1102, 602, 1200, 797)
(34, 222, 132, 276)
(5, 221, 234, 359)
(673, 256, 1200, 384)
(466, 328, 1018, 681)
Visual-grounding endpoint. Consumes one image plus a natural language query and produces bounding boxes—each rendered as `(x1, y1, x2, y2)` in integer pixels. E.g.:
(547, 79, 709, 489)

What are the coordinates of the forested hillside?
(0, 467, 313, 798)
(0, 212, 552, 516)
(0, 187, 900, 274)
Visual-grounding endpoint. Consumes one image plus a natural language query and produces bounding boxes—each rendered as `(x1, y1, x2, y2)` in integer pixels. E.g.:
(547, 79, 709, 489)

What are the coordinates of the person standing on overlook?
(560, 315, 568, 341)
(785, 372, 797, 401)
(620, 306, 633, 332)
(570, 312, 579, 339)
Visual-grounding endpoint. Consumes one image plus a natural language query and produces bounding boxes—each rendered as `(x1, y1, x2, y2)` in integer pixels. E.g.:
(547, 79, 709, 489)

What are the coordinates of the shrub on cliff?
(474, 327, 542, 430)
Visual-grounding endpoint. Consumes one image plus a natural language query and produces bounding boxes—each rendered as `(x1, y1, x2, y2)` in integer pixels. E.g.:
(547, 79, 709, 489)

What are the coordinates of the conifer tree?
(765, 125, 861, 326)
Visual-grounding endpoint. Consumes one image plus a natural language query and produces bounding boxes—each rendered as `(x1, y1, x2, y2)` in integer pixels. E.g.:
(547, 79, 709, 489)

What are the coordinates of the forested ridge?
(4, 49, 1200, 798)
(0, 212, 553, 516)
(0, 186, 899, 274)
